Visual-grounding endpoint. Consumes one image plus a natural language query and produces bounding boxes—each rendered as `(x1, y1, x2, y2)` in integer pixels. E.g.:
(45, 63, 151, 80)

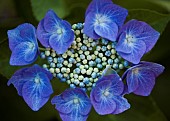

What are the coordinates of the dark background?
(0, 0, 170, 121)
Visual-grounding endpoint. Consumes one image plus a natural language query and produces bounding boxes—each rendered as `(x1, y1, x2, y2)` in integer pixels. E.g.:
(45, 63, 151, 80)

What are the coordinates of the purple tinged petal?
(7, 23, 37, 51)
(139, 61, 165, 77)
(10, 42, 38, 65)
(90, 80, 117, 115)
(135, 22, 160, 53)
(22, 81, 50, 111)
(84, 12, 100, 39)
(51, 88, 92, 118)
(117, 40, 146, 64)
(37, 19, 51, 48)
(126, 69, 139, 93)
(85, 0, 113, 16)
(7, 68, 29, 96)
(112, 96, 130, 114)
(133, 69, 155, 96)
(59, 111, 88, 121)
(43, 10, 61, 32)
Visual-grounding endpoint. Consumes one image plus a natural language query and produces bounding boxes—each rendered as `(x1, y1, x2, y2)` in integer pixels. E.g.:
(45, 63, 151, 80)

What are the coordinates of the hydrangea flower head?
(37, 10, 74, 54)
(122, 61, 164, 96)
(84, 0, 128, 41)
(6, 0, 165, 121)
(7, 23, 39, 65)
(51, 88, 92, 121)
(116, 20, 160, 64)
(8, 64, 53, 111)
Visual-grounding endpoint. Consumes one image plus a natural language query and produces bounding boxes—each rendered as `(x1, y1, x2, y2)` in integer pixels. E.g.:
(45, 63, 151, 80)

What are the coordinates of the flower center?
(125, 35, 135, 45)
(95, 14, 109, 25)
(57, 28, 63, 35)
(73, 98, 80, 104)
(29, 42, 35, 49)
(34, 77, 41, 84)
(132, 68, 139, 74)
(103, 90, 110, 97)
(40, 23, 129, 91)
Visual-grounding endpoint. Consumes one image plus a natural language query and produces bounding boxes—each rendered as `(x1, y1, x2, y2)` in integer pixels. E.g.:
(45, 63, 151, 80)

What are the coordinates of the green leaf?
(113, 0, 170, 14)
(87, 95, 168, 121)
(30, 0, 70, 21)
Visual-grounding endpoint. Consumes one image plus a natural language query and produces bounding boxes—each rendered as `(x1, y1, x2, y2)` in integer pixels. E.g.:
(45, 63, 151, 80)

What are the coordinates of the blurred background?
(0, 0, 170, 121)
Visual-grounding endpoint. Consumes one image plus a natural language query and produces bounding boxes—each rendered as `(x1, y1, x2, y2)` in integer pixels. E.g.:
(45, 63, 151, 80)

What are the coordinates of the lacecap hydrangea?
(7, 0, 164, 121)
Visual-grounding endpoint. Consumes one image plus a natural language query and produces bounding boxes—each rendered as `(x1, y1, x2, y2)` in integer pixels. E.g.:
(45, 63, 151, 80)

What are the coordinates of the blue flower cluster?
(7, 0, 165, 121)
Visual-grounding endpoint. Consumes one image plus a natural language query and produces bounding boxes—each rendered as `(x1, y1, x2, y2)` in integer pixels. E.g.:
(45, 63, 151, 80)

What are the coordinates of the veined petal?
(112, 96, 130, 114)
(116, 32, 132, 53)
(84, 12, 100, 39)
(126, 69, 139, 93)
(10, 42, 38, 65)
(49, 21, 74, 54)
(59, 111, 88, 121)
(37, 19, 51, 48)
(90, 80, 117, 115)
(51, 88, 92, 117)
(85, 0, 113, 16)
(117, 40, 146, 64)
(43, 10, 61, 32)
(22, 81, 50, 111)
(94, 20, 118, 41)
(7, 68, 29, 96)
(7, 23, 38, 51)
(139, 61, 165, 77)
(127, 67, 155, 96)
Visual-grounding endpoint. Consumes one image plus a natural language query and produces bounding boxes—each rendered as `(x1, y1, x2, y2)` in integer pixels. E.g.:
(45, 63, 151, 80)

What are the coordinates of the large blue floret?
(8, 64, 53, 111)
(37, 10, 74, 54)
(51, 88, 92, 121)
(122, 61, 164, 96)
(116, 20, 160, 64)
(84, 0, 128, 41)
(90, 74, 130, 115)
(7, 23, 39, 65)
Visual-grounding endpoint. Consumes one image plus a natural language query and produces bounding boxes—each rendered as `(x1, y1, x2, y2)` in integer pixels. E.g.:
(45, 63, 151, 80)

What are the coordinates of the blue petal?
(84, 12, 100, 39)
(49, 21, 74, 54)
(116, 32, 132, 53)
(26, 64, 53, 81)
(59, 111, 88, 121)
(51, 88, 92, 116)
(94, 20, 118, 41)
(43, 10, 61, 32)
(10, 42, 38, 65)
(112, 96, 130, 114)
(118, 19, 160, 53)
(90, 80, 116, 115)
(139, 61, 165, 77)
(117, 40, 146, 64)
(96, 74, 124, 95)
(85, 0, 128, 28)
(126, 69, 139, 93)
(7, 68, 29, 96)
(127, 68, 155, 96)
(7, 23, 37, 51)
(37, 19, 51, 48)
(85, 0, 112, 16)
(22, 73, 53, 111)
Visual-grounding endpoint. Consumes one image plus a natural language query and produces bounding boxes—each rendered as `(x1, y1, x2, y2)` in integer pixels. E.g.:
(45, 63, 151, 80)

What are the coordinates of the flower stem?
(39, 47, 46, 51)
